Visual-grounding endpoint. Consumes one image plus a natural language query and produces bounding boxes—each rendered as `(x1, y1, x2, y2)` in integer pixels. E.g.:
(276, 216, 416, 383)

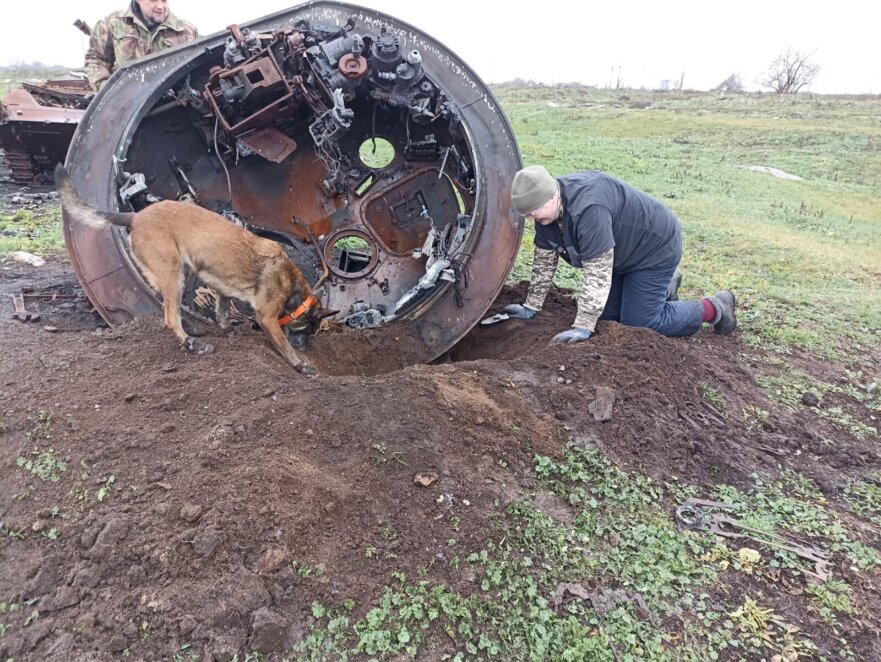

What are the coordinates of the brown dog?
(56, 164, 332, 374)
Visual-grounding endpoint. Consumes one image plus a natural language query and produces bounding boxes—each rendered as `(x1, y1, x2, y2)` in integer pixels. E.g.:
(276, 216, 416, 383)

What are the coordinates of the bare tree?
(760, 48, 819, 94)
(715, 73, 744, 93)
(675, 71, 685, 91)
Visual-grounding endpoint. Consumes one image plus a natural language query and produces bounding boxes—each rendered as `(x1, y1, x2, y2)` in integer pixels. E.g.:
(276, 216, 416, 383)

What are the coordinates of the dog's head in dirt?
(281, 293, 337, 350)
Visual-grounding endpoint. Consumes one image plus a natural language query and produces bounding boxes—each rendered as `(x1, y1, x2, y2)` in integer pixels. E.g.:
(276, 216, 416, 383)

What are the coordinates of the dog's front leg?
(257, 312, 316, 375)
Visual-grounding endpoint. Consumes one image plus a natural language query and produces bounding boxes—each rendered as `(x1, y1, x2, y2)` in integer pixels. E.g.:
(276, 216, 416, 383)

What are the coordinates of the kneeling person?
(507, 166, 736, 343)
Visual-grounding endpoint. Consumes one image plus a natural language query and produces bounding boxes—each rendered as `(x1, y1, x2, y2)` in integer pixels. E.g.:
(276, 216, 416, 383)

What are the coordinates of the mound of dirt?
(1, 261, 878, 659)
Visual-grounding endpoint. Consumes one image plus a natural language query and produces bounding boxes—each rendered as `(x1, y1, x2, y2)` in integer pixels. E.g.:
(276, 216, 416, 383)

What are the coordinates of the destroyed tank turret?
(62, 1, 524, 365)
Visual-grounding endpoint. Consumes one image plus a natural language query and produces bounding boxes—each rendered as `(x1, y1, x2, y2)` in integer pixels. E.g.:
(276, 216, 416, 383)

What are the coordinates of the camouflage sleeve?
(523, 247, 558, 311)
(572, 248, 614, 332)
(85, 18, 114, 91)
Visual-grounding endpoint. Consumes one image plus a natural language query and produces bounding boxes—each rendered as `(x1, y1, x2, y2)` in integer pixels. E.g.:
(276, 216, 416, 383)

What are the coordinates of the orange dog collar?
(278, 294, 319, 327)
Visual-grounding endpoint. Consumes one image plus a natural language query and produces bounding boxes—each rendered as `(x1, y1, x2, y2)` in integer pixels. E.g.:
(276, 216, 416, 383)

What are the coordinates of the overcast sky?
(3, 1, 879, 93)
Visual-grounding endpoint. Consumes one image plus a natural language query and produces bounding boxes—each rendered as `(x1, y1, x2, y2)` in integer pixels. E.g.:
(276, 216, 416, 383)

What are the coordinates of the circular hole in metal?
(358, 137, 395, 169)
(326, 232, 378, 279)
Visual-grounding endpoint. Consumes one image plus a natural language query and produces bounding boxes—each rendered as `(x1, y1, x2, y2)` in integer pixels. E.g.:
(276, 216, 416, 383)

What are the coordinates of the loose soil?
(1, 259, 879, 660)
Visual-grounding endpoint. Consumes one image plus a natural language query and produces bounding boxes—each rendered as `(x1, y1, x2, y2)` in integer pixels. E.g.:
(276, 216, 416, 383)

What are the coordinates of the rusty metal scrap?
(675, 497, 831, 581)
(11, 292, 40, 322)
(0, 75, 90, 183)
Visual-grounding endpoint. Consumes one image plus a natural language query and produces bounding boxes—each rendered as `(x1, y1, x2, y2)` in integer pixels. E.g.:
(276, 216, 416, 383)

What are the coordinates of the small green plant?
(173, 643, 199, 662)
(16, 448, 68, 482)
(699, 380, 724, 408)
(728, 597, 810, 655)
(96, 475, 116, 502)
(2, 526, 25, 540)
(371, 442, 408, 466)
(807, 580, 853, 624)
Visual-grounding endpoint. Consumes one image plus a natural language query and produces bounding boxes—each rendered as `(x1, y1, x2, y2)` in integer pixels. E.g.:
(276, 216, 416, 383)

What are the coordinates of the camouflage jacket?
(85, 5, 198, 91)
(525, 246, 614, 332)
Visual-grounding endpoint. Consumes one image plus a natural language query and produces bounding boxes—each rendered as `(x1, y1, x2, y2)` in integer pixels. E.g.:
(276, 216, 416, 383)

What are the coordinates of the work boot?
(708, 290, 737, 334)
(666, 270, 683, 301)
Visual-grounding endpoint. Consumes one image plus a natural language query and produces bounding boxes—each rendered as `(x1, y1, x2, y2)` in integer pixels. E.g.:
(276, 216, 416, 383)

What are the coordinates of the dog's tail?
(54, 164, 134, 229)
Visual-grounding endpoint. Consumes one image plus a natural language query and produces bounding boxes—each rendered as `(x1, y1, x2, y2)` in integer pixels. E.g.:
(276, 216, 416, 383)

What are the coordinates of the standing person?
(85, 0, 199, 91)
(502, 166, 736, 344)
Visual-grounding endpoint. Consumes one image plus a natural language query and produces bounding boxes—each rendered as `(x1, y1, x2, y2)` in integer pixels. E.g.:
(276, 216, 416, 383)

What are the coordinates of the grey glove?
(504, 303, 537, 320)
(550, 327, 593, 344)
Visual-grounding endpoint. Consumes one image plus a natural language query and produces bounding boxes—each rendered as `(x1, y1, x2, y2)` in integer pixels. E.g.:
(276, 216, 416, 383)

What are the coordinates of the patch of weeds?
(41, 527, 59, 541)
(24, 609, 39, 627)
(370, 442, 408, 467)
(699, 380, 725, 408)
(96, 474, 116, 502)
(292, 601, 355, 660)
(291, 442, 871, 659)
(67, 473, 118, 506)
(173, 643, 199, 662)
(822, 406, 877, 439)
(806, 579, 853, 625)
(16, 448, 68, 482)
(742, 404, 769, 431)
(844, 475, 881, 527)
(0, 206, 65, 256)
(728, 596, 816, 658)
(757, 370, 877, 440)
(2, 525, 25, 540)
(230, 654, 265, 662)
(293, 562, 324, 578)
(26, 410, 53, 442)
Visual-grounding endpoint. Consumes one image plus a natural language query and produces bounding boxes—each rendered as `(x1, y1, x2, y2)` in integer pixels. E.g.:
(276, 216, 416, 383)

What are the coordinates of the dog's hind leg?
(255, 310, 316, 375)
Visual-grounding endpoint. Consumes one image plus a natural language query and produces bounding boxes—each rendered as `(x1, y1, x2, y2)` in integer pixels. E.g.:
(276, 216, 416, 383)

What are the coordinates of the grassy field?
(2, 84, 880, 659)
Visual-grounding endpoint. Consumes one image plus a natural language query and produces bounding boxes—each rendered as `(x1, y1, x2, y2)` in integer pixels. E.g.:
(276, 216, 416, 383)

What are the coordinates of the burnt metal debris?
(675, 498, 831, 581)
(62, 1, 523, 364)
(0, 74, 91, 183)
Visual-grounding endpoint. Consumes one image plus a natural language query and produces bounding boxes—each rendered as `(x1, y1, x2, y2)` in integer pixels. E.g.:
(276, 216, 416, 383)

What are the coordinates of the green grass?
(0, 207, 66, 257)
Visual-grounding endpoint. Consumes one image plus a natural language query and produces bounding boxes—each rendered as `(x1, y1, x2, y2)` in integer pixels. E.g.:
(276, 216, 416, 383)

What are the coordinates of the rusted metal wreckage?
(0, 20, 93, 184)
(0, 74, 91, 184)
(62, 1, 523, 363)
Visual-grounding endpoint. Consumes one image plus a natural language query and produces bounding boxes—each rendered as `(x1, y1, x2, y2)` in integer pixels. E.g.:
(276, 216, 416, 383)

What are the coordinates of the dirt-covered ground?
(0, 255, 879, 660)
